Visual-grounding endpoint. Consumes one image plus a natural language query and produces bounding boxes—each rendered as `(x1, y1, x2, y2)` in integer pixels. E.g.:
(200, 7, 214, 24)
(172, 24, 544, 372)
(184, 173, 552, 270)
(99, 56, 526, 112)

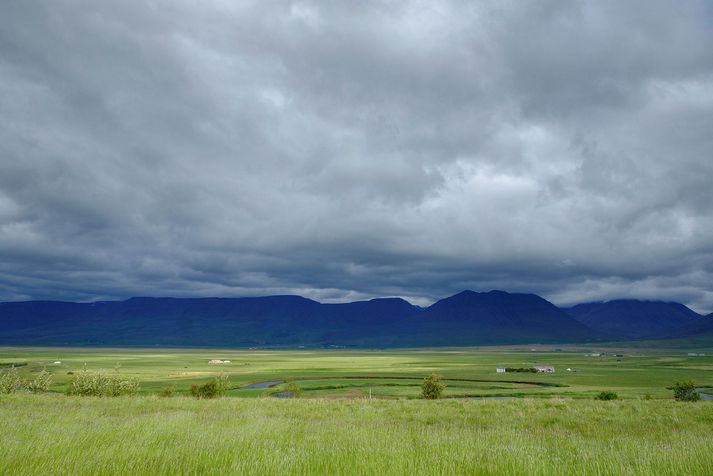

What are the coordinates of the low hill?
(565, 300, 702, 339)
(0, 290, 597, 347)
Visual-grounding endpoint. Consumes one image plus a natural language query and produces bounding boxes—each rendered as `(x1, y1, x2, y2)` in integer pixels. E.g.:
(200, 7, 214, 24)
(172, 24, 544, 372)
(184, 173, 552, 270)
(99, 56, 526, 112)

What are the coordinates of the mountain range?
(0, 290, 710, 347)
(564, 300, 702, 339)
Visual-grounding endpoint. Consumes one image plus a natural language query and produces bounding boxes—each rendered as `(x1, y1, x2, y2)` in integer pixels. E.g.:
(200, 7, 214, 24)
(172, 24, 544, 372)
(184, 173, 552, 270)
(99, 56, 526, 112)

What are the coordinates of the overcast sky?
(1, 1, 713, 311)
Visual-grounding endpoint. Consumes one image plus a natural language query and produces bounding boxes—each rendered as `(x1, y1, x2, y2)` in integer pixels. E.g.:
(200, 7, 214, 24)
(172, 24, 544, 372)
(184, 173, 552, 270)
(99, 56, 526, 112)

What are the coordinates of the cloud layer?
(1, 1, 713, 311)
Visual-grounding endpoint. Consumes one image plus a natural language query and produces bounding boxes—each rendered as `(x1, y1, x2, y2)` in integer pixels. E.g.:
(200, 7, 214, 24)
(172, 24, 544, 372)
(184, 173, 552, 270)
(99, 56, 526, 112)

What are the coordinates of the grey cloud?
(1, 1, 712, 312)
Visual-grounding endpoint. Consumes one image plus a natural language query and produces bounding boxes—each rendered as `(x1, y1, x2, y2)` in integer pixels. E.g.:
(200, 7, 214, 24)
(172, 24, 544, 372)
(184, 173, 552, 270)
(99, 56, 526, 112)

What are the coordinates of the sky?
(1, 1, 712, 312)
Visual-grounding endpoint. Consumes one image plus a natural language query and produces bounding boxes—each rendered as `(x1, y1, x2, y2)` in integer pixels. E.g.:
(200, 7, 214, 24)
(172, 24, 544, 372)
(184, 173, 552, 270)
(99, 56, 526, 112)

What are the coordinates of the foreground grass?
(1, 395, 712, 475)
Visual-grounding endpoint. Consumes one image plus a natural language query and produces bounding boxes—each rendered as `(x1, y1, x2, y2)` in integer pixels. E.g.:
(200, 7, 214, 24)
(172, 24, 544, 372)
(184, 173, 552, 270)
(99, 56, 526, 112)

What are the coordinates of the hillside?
(652, 312, 713, 340)
(0, 290, 597, 347)
(409, 290, 596, 346)
(565, 300, 702, 339)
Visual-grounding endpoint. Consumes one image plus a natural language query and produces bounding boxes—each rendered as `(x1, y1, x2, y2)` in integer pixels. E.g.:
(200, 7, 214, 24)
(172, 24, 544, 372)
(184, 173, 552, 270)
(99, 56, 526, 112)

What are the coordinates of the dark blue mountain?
(565, 299, 702, 339)
(413, 290, 597, 345)
(654, 312, 713, 340)
(0, 290, 597, 347)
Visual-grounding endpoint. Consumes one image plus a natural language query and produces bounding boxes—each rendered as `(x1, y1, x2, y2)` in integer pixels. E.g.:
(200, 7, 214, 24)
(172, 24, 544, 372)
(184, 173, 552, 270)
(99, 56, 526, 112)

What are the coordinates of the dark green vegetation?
(672, 380, 701, 402)
(595, 391, 618, 400)
(190, 375, 229, 399)
(420, 374, 445, 399)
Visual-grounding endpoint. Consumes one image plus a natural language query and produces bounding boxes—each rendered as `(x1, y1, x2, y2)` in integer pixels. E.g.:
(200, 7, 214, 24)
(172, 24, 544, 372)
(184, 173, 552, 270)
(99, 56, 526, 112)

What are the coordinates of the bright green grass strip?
(1, 395, 712, 475)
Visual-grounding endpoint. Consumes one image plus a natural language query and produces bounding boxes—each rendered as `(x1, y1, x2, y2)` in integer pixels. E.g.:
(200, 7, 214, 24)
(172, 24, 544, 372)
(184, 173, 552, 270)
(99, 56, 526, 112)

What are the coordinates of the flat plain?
(2, 345, 713, 475)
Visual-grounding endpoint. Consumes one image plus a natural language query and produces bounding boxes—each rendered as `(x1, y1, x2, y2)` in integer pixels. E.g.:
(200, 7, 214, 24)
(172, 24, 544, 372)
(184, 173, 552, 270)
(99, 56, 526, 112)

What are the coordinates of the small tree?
(596, 391, 618, 401)
(27, 369, 53, 394)
(421, 374, 445, 399)
(0, 367, 23, 394)
(672, 381, 700, 402)
(284, 381, 302, 398)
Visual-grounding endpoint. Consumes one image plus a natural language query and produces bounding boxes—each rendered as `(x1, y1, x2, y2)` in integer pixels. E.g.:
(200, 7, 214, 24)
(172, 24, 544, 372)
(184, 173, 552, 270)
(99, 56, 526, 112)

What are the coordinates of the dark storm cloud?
(1, 0, 713, 312)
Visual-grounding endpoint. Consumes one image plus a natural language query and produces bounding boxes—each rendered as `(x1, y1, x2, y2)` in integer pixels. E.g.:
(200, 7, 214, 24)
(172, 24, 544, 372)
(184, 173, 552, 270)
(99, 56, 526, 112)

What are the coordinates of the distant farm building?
(534, 366, 555, 373)
(496, 367, 506, 373)
(208, 359, 228, 364)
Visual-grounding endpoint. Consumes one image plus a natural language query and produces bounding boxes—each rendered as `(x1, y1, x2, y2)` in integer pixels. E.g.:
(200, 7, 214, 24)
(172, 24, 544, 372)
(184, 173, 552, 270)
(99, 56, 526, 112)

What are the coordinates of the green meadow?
(2, 345, 713, 475)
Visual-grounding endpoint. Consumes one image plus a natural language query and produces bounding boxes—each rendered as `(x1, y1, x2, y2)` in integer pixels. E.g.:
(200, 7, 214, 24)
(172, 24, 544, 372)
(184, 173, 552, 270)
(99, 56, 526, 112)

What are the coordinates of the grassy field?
(2, 345, 712, 399)
(2, 395, 713, 475)
(2, 345, 713, 475)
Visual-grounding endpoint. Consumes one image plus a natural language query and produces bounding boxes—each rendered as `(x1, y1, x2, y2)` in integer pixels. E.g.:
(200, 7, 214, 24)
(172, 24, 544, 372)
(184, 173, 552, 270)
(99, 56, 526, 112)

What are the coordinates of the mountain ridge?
(0, 290, 591, 347)
(0, 291, 707, 347)
(565, 299, 702, 339)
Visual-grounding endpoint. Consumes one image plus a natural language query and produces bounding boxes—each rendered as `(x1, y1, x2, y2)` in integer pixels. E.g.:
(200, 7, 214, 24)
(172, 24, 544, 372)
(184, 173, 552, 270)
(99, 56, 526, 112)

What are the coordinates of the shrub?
(672, 381, 700, 402)
(159, 386, 176, 397)
(596, 391, 618, 401)
(0, 367, 23, 394)
(284, 381, 303, 398)
(66, 368, 139, 397)
(191, 375, 229, 399)
(504, 367, 538, 373)
(27, 369, 53, 394)
(421, 374, 445, 399)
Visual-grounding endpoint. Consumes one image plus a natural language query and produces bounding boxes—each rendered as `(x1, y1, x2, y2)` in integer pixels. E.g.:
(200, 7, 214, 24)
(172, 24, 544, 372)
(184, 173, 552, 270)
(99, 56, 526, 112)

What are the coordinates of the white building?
(496, 367, 506, 373)
(534, 366, 555, 373)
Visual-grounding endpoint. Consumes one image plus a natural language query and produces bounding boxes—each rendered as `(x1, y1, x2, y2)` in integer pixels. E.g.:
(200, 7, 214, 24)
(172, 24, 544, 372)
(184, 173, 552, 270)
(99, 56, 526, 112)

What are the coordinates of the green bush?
(672, 381, 700, 402)
(0, 367, 23, 394)
(421, 374, 445, 399)
(66, 368, 139, 397)
(158, 386, 176, 397)
(27, 369, 53, 394)
(284, 381, 303, 398)
(596, 391, 618, 401)
(191, 375, 229, 399)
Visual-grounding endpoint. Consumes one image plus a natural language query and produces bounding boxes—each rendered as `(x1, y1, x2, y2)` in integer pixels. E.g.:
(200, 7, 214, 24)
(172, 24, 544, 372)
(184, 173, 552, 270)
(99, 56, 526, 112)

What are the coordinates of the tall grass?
(0, 395, 711, 475)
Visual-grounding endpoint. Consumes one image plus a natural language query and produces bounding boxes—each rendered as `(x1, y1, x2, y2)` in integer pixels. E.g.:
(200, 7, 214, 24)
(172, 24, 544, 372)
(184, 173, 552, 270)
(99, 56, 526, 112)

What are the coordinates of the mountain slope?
(565, 300, 702, 339)
(655, 312, 713, 339)
(413, 290, 597, 346)
(0, 290, 598, 347)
